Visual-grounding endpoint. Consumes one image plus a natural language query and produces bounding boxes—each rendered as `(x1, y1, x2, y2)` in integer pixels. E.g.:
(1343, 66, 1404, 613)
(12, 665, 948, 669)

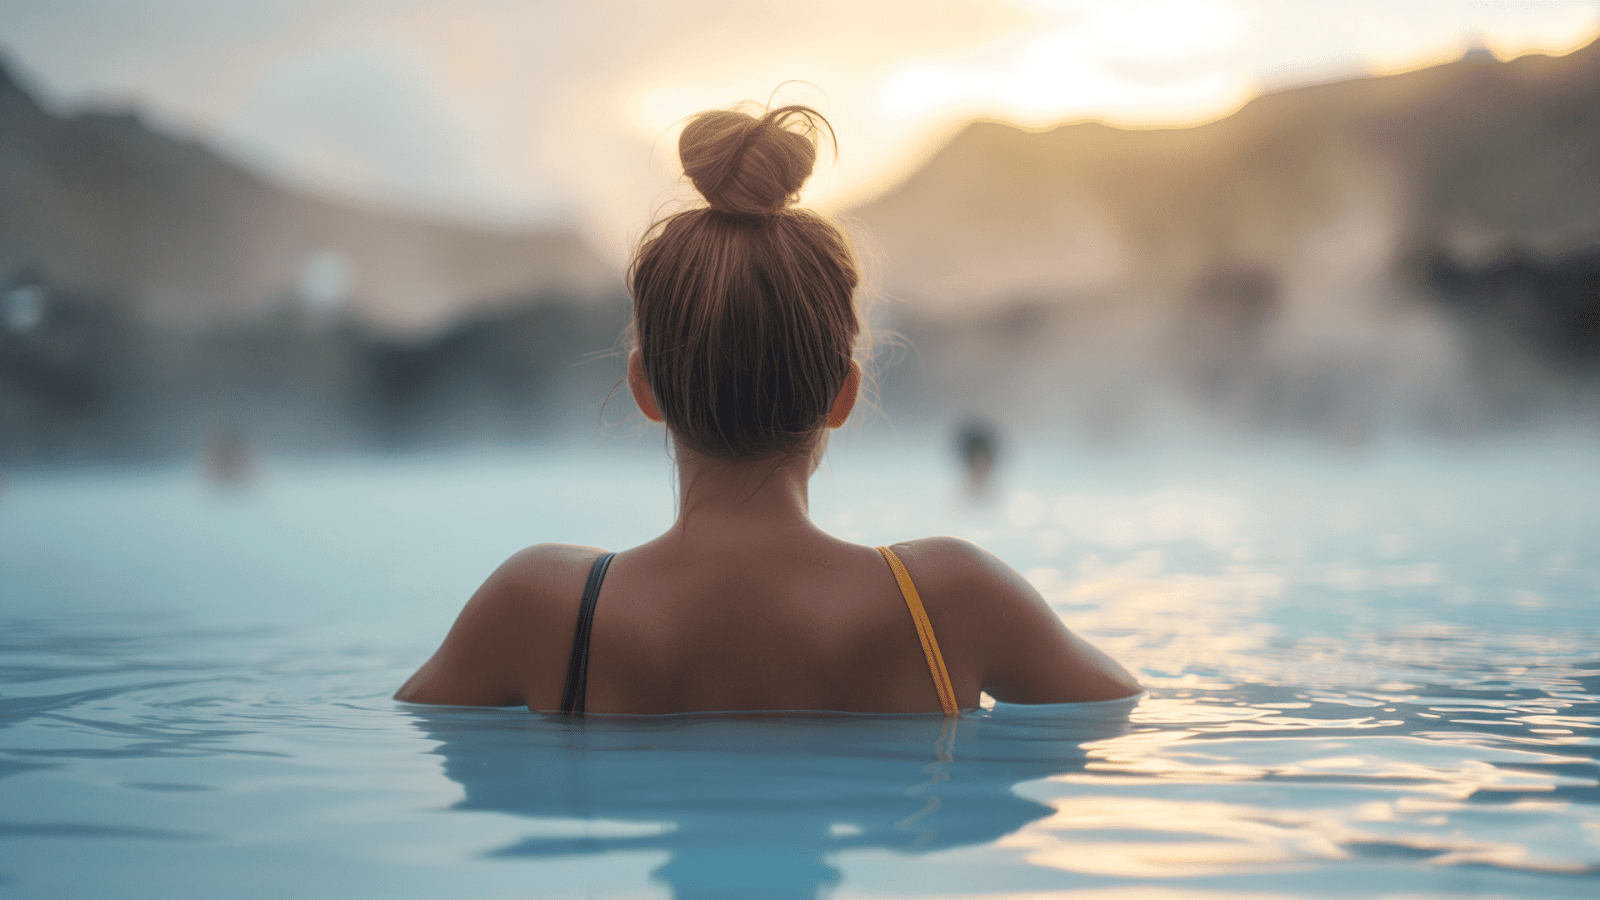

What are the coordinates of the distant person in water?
(956, 418, 1000, 500)
(396, 104, 1139, 714)
(203, 424, 254, 490)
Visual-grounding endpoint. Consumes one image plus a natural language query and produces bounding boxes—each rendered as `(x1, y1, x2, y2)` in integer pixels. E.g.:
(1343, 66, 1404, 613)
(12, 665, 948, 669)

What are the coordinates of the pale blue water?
(1, 440, 1597, 898)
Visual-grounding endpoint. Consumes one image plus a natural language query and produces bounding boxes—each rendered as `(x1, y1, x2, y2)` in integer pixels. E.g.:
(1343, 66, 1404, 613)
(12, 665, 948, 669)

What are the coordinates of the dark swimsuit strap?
(560, 552, 615, 715)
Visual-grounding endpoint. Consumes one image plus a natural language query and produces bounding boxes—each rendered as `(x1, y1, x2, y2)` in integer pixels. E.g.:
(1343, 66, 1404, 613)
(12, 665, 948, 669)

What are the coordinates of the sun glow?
(878, 0, 1255, 129)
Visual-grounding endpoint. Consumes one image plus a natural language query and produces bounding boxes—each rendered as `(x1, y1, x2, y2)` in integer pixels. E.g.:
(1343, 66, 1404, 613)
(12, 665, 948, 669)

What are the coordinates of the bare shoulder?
(394, 542, 606, 707)
(488, 542, 610, 596)
(885, 535, 1141, 704)
(451, 542, 608, 629)
(888, 534, 1011, 571)
(884, 535, 1031, 603)
(881, 535, 1051, 635)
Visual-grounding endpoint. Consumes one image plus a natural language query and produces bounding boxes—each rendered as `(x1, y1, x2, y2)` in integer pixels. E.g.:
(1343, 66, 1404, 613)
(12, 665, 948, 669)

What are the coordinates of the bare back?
(396, 521, 1141, 713)
(576, 534, 949, 713)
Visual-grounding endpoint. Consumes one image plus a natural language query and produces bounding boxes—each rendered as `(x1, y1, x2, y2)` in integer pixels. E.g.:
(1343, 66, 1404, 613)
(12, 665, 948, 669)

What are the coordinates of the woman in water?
(396, 104, 1139, 714)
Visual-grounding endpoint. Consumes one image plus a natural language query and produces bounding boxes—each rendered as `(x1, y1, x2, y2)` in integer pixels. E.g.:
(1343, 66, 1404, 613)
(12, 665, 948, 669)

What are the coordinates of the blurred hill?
(858, 40, 1600, 306)
(0, 57, 627, 465)
(855, 40, 1600, 442)
(0, 58, 617, 334)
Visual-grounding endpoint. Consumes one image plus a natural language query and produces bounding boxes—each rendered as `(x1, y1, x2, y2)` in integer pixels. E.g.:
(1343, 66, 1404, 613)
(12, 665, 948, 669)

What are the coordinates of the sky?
(2, 0, 1598, 263)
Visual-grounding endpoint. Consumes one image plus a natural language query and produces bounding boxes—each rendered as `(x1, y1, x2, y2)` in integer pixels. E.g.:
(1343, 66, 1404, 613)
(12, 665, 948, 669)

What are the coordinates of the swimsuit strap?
(560, 552, 615, 715)
(876, 546, 959, 716)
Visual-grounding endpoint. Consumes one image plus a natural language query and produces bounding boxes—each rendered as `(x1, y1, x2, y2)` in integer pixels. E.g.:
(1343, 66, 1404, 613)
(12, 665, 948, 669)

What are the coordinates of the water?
(1, 439, 1597, 898)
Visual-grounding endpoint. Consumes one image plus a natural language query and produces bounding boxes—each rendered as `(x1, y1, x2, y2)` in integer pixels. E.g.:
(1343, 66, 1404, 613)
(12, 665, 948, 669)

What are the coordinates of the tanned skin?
(396, 353, 1141, 712)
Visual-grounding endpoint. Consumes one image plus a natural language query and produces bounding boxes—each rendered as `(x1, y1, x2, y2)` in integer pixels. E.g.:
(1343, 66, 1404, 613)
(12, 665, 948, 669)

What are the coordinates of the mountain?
(0, 56, 632, 464)
(0, 59, 618, 333)
(852, 40, 1600, 441)
(852, 39, 1600, 312)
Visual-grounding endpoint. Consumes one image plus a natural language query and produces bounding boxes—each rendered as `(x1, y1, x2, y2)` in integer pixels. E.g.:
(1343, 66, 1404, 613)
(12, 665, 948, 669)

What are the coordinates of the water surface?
(1, 440, 1596, 898)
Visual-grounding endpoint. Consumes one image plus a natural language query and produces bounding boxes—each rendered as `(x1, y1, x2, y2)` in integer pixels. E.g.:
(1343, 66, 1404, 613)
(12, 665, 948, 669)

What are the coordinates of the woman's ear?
(827, 360, 861, 429)
(628, 350, 664, 423)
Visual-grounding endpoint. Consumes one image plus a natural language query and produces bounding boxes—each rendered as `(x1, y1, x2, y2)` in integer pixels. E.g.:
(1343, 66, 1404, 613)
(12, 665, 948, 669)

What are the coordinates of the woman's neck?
(669, 443, 821, 539)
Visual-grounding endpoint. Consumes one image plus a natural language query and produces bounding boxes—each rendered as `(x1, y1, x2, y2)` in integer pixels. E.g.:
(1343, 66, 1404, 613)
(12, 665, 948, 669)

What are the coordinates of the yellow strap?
(877, 546, 959, 717)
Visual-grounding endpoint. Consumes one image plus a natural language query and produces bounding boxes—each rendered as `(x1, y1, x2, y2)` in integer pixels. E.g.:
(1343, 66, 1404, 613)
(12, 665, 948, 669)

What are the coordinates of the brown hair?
(628, 104, 861, 462)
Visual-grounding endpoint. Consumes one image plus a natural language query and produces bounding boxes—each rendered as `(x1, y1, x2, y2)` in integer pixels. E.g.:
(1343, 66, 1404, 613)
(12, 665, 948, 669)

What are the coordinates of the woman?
(396, 104, 1139, 714)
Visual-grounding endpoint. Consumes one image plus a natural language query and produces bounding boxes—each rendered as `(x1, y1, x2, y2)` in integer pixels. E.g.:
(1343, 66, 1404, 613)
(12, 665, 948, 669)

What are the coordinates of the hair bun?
(679, 105, 828, 217)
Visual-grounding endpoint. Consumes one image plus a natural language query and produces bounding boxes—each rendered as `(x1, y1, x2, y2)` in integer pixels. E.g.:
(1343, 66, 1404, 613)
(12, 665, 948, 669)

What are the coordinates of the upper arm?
(394, 545, 593, 707)
(907, 538, 1141, 704)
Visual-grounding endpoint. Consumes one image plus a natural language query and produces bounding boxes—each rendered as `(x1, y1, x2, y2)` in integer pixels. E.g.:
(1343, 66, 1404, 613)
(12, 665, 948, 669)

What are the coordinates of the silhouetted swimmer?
(396, 101, 1139, 715)
(203, 425, 254, 490)
(956, 418, 1000, 499)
